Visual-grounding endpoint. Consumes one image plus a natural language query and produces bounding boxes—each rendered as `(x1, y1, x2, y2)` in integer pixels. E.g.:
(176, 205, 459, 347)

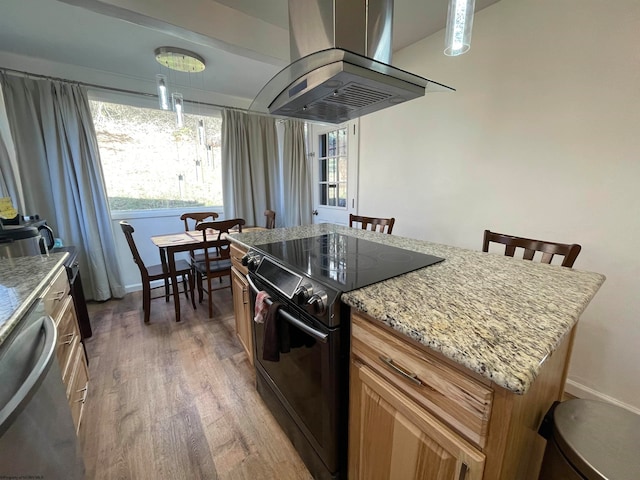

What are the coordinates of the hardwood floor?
(79, 285, 313, 480)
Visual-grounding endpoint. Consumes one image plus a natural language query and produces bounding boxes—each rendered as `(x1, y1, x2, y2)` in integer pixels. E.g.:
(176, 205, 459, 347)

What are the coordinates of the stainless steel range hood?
(250, 0, 455, 124)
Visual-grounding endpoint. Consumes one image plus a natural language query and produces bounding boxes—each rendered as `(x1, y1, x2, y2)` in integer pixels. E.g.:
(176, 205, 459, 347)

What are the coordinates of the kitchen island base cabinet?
(349, 361, 485, 480)
(349, 311, 576, 480)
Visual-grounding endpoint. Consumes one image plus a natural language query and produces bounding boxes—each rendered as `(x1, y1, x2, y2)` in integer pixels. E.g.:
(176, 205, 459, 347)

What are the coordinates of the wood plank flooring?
(79, 285, 313, 480)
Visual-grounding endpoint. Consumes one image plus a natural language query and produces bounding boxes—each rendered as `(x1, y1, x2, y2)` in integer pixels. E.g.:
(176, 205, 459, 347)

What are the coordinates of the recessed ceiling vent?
(251, 0, 455, 124)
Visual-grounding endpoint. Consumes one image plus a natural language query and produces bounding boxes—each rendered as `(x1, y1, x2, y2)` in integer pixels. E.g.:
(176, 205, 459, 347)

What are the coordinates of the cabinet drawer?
(42, 266, 69, 319)
(54, 295, 77, 382)
(230, 243, 248, 276)
(351, 313, 493, 448)
(67, 343, 89, 434)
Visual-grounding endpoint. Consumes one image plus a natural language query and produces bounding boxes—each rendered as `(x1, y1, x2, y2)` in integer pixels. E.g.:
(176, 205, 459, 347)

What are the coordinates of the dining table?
(150, 227, 265, 322)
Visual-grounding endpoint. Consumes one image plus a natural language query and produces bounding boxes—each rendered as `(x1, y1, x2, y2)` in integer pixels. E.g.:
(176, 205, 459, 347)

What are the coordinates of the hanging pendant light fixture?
(156, 74, 170, 110)
(197, 119, 206, 145)
(153, 46, 206, 122)
(444, 0, 476, 56)
(172, 92, 184, 127)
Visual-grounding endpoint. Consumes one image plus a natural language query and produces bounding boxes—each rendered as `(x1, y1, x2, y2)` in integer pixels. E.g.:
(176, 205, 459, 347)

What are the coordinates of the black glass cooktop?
(254, 233, 444, 293)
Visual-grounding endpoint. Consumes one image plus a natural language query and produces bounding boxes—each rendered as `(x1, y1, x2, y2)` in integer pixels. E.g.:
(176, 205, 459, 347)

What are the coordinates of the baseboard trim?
(123, 279, 166, 294)
(565, 379, 640, 415)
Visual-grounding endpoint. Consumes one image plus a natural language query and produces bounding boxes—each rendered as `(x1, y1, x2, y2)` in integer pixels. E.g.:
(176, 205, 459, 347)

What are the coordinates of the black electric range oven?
(244, 233, 444, 480)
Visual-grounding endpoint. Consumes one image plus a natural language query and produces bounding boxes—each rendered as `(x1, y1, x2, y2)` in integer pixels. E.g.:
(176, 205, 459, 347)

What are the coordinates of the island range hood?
(250, 0, 455, 124)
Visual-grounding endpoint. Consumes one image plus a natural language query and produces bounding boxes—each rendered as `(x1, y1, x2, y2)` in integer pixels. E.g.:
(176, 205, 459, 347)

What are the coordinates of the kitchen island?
(228, 223, 605, 479)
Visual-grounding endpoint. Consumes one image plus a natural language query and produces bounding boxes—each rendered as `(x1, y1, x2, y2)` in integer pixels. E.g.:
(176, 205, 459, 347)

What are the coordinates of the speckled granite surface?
(0, 253, 68, 345)
(229, 224, 605, 394)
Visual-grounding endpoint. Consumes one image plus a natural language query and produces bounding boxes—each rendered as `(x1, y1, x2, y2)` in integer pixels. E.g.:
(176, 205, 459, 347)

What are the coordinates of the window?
(90, 100, 222, 211)
(318, 127, 347, 208)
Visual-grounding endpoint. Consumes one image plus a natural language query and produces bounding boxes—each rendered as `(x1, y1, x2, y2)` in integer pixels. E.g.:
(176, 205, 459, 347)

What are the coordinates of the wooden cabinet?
(230, 243, 253, 365)
(44, 265, 89, 434)
(350, 361, 485, 480)
(350, 311, 575, 480)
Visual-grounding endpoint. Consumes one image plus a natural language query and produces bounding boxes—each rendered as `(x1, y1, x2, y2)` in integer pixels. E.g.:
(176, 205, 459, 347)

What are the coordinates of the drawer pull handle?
(54, 290, 66, 300)
(379, 356, 422, 386)
(458, 462, 469, 480)
(62, 333, 75, 345)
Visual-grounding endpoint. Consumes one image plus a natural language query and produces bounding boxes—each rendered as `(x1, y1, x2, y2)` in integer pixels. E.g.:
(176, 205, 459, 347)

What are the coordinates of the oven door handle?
(247, 274, 329, 344)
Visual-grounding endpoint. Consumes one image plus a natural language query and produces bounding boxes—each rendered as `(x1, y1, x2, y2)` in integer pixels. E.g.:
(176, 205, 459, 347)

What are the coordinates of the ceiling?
(0, 0, 498, 107)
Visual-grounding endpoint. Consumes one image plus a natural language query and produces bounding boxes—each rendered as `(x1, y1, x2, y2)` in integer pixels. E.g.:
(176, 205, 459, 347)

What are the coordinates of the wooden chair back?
(482, 230, 581, 268)
(264, 209, 276, 229)
(194, 218, 245, 317)
(119, 221, 148, 278)
(180, 212, 219, 231)
(349, 214, 395, 234)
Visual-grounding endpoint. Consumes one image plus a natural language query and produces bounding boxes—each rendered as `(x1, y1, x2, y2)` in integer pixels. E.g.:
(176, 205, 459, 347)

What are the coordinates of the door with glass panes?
(310, 120, 359, 225)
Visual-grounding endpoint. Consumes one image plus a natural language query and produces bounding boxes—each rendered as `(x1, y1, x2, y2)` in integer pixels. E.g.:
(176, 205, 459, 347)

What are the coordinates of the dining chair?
(181, 212, 221, 265)
(349, 214, 395, 234)
(482, 229, 582, 268)
(180, 212, 219, 231)
(119, 221, 195, 323)
(193, 218, 246, 318)
(264, 209, 276, 229)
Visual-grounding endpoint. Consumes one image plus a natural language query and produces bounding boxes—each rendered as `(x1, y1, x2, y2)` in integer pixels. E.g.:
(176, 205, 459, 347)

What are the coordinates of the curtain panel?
(282, 120, 312, 226)
(0, 73, 124, 301)
(221, 109, 279, 227)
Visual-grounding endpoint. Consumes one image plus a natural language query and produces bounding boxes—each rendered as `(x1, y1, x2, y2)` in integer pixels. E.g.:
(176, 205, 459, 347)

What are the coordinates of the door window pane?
(317, 126, 348, 208)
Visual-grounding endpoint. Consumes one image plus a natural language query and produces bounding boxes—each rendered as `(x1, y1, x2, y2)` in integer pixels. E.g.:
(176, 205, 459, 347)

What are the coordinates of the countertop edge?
(0, 253, 69, 345)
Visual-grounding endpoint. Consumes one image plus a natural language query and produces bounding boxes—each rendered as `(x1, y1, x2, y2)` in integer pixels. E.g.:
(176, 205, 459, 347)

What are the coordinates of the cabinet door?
(68, 344, 89, 434)
(231, 267, 253, 365)
(350, 361, 485, 480)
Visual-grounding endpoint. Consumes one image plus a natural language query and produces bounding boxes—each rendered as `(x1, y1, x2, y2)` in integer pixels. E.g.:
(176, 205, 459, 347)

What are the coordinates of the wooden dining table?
(150, 227, 265, 322)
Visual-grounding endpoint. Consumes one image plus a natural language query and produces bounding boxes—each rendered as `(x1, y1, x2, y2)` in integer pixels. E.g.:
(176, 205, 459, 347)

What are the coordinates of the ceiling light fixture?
(154, 47, 206, 72)
(444, 0, 476, 56)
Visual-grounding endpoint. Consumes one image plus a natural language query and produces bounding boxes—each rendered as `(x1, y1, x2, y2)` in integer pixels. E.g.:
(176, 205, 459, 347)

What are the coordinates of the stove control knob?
(293, 283, 313, 304)
(241, 252, 261, 272)
(306, 290, 328, 316)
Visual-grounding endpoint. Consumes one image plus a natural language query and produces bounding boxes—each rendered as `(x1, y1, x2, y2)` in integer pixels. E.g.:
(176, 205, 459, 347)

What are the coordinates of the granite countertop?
(0, 252, 69, 345)
(229, 224, 605, 394)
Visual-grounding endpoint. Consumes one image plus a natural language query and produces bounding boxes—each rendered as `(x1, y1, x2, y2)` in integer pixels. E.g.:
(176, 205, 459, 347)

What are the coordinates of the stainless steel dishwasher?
(0, 299, 85, 478)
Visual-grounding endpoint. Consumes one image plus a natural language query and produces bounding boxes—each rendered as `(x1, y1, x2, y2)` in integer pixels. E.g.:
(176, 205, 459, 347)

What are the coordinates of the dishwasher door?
(0, 300, 85, 479)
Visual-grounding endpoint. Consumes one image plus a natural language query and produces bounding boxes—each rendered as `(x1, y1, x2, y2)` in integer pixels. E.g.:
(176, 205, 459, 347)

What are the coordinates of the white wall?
(358, 0, 640, 411)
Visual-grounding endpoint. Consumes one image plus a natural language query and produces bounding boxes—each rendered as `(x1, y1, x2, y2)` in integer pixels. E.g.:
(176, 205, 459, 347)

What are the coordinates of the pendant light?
(172, 92, 184, 127)
(197, 119, 206, 145)
(156, 74, 170, 110)
(444, 0, 476, 56)
(154, 47, 206, 123)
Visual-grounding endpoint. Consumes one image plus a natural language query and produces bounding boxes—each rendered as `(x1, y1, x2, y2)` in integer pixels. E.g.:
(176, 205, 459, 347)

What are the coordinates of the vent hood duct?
(250, 0, 455, 124)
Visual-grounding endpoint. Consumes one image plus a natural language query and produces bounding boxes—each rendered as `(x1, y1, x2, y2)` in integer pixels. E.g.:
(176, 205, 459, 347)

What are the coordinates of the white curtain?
(0, 73, 124, 301)
(221, 109, 279, 227)
(282, 120, 312, 226)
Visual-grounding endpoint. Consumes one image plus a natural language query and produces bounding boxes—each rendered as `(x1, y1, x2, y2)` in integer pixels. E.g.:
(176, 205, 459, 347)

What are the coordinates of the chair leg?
(197, 271, 204, 303)
(207, 276, 214, 318)
(188, 272, 196, 309)
(182, 274, 189, 299)
(142, 282, 151, 324)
